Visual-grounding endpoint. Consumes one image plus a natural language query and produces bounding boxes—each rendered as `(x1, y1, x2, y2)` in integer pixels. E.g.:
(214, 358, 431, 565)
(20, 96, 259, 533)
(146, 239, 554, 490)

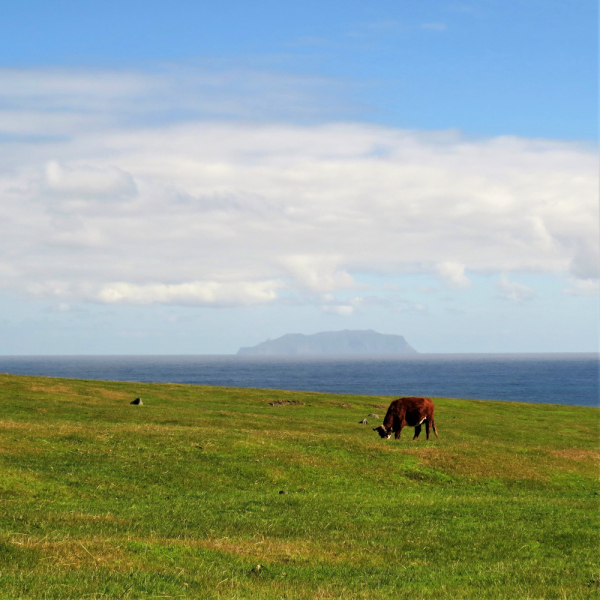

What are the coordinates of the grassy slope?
(0, 373, 598, 599)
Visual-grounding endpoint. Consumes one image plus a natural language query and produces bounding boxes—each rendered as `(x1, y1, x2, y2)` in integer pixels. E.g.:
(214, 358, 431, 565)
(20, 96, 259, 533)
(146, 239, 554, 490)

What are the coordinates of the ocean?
(0, 354, 598, 407)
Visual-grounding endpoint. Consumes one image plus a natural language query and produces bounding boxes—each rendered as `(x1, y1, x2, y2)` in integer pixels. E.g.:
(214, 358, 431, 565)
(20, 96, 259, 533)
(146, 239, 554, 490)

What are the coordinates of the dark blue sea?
(0, 354, 598, 407)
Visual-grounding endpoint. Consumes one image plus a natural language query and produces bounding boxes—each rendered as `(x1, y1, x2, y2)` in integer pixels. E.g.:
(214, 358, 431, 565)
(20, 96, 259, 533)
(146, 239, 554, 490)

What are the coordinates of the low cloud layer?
(0, 67, 597, 309)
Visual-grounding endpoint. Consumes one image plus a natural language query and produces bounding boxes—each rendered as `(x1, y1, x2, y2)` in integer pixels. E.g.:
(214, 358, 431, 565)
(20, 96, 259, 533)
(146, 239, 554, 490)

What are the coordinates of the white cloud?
(0, 67, 597, 309)
(45, 161, 137, 198)
(436, 262, 471, 288)
(283, 255, 355, 294)
(98, 280, 281, 306)
(563, 279, 599, 297)
(496, 275, 535, 302)
(0, 65, 351, 137)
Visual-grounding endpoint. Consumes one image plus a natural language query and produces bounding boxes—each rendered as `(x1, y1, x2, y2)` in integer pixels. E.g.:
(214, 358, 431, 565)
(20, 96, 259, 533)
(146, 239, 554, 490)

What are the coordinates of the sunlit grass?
(0, 373, 598, 598)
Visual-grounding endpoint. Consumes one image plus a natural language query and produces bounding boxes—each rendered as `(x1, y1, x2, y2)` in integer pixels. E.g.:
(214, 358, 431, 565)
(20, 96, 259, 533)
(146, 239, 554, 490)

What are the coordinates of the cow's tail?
(431, 412, 439, 438)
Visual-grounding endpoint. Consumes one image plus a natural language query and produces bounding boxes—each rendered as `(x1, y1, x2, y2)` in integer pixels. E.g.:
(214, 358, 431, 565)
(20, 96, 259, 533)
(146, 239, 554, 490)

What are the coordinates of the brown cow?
(373, 397, 438, 441)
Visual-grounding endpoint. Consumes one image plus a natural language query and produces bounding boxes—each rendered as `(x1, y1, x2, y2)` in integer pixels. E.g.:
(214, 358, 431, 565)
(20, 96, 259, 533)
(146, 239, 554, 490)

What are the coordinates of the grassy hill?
(0, 373, 598, 599)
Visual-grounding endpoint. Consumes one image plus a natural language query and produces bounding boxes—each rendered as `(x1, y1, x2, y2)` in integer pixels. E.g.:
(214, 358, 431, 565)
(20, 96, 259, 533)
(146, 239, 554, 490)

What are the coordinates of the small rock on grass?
(279, 490, 288, 494)
(130, 397, 143, 405)
(368, 413, 379, 419)
(359, 419, 369, 425)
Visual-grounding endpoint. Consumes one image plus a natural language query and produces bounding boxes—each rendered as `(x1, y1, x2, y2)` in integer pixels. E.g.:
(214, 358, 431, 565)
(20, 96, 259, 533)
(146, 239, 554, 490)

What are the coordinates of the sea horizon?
(1, 353, 597, 408)
(1, 351, 597, 358)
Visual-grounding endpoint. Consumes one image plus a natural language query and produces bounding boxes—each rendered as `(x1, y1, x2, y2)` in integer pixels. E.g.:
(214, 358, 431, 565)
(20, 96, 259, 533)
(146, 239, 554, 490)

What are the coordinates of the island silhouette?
(237, 329, 417, 356)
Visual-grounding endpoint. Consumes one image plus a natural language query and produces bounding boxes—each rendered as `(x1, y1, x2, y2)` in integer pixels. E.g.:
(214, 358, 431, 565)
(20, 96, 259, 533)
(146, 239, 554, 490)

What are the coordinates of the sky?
(0, 0, 598, 354)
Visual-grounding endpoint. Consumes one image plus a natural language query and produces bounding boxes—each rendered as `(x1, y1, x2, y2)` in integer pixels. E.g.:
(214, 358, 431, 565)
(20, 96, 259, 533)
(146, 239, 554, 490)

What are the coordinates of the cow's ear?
(372, 428, 378, 431)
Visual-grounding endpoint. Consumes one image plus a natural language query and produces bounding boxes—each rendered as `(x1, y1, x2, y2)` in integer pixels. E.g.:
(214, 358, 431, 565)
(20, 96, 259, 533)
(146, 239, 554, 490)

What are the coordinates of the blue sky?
(0, 0, 597, 353)
(2, 0, 596, 139)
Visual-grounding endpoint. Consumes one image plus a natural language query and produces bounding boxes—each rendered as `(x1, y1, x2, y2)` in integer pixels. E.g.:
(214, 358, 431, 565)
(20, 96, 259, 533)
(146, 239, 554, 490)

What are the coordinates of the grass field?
(0, 373, 598, 599)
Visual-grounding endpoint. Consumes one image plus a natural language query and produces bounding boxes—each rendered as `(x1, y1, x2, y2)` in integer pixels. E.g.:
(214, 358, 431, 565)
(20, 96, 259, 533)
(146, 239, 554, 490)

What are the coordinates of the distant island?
(237, 329, 417, 356)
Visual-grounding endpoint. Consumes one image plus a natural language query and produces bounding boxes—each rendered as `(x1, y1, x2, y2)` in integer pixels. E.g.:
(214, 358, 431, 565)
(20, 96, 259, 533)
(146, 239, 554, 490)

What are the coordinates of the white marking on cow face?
(374, 425, 392, 439)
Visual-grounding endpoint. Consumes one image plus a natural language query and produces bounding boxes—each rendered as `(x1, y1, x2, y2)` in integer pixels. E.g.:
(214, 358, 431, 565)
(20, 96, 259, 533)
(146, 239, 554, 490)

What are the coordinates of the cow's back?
(385, 397, 433, 427)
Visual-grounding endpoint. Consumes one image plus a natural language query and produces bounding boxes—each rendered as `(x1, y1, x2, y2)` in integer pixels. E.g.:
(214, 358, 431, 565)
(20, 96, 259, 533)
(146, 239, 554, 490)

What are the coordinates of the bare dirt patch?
(269, 400, 305, 407)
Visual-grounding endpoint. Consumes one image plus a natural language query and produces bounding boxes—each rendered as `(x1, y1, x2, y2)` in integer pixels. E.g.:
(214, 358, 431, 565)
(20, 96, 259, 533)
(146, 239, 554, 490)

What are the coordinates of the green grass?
(0, 373, 598, 599)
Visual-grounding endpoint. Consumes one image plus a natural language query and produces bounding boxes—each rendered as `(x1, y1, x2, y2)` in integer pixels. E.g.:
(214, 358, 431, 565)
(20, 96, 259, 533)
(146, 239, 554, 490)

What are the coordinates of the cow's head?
(373, 425, 392, 439)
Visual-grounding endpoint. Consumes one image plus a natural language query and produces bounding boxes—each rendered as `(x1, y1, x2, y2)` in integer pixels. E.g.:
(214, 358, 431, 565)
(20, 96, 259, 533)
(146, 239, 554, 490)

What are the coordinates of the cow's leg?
(394, 417, 405, 439)
(413, 424, 422, 440)
(425, 418, 431, 440)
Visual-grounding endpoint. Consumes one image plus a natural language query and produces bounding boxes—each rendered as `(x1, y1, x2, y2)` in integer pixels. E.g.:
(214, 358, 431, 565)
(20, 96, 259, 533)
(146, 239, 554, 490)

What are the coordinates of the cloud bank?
(0, 67, 597, 309)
